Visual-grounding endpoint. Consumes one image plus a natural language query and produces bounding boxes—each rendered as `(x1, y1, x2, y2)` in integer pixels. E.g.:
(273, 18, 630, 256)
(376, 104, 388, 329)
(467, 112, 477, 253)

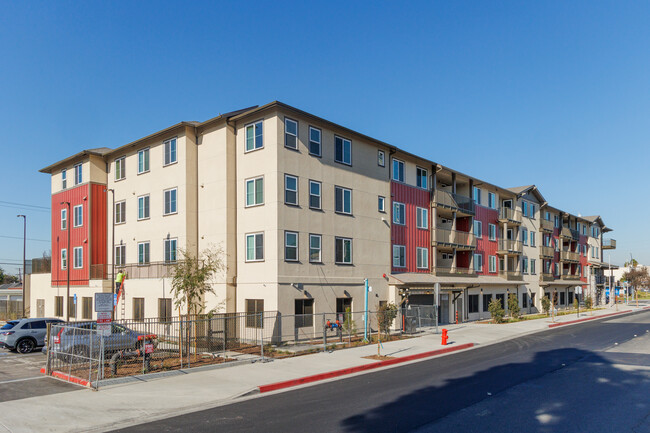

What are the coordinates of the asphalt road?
(115, 310, 650, 433)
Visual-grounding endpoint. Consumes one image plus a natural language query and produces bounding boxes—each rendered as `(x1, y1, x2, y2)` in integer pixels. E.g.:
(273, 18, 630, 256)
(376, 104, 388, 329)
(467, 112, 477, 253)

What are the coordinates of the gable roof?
(507, 185, 547, 206)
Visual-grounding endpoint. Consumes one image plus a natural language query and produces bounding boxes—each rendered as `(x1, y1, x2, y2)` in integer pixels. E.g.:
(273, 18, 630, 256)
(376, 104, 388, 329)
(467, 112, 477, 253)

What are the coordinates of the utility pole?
(363, 278, 369, 343)
(106, 188, 115, 320)
(17, 215, 26, 318)
(61, 202, 71, 322)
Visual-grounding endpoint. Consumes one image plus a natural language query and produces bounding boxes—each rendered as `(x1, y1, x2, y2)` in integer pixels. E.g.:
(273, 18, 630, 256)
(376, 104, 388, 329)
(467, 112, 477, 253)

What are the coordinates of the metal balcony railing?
(602, 238, 616, 249)
(497, 239, 523, 254)
(434, 228, 476, 249)
(560, 250, 580, 262)
(90, 261, 179, 280)
(560, 227, 580, 241)
(498, 207, 522, 224)
(433, 190, 475, 215)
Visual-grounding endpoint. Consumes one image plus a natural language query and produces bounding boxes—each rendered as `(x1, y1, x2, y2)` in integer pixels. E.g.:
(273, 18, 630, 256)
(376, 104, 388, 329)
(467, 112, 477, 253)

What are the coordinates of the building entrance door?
(440, 294, 449, 324)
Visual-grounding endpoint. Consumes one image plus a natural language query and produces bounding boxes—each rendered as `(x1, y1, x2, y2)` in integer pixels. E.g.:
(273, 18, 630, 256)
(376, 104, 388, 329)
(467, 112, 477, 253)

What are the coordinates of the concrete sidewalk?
(1, 304, 647, 433)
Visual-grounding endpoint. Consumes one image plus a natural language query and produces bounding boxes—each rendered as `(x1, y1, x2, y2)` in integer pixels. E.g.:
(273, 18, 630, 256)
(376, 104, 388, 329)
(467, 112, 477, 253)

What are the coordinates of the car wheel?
(17, 338, 36, 354)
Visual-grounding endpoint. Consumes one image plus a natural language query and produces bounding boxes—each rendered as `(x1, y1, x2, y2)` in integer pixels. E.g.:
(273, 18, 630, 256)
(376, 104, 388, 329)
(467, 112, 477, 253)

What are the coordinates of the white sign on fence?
(97, 311, 112, 336)
(95, 293, 114, 312)
(575, 286, 583, 295)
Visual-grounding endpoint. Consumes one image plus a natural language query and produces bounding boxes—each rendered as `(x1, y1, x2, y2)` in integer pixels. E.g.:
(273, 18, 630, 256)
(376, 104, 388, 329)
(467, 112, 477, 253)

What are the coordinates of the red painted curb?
(258, 343, 474, 393)
(41, 367, 91, 387)
(548, 310, 633, 328)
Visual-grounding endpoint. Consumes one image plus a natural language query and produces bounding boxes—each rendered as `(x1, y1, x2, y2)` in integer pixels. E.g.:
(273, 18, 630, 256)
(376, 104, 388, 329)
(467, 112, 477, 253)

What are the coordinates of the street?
(115, 310, 650, 433)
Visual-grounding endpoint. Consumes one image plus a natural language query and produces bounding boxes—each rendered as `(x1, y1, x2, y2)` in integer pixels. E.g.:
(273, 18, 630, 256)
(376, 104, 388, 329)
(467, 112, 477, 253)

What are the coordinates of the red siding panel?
(475, 205, 499, 275)
(391, 182, 430, 273)
(90, 184, 107, 273)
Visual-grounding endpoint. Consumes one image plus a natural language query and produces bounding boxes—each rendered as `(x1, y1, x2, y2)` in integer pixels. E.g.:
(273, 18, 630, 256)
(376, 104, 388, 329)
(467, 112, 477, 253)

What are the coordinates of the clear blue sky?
(0, 1, 648, 275)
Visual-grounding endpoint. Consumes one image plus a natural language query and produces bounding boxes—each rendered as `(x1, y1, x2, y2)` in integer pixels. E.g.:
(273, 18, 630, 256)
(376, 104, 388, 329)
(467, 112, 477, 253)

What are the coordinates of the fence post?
(322, 313, 327, 351)
(45, 323, 52, 375)
(260, 312, 264, 361)
(89, 330, 93, 386)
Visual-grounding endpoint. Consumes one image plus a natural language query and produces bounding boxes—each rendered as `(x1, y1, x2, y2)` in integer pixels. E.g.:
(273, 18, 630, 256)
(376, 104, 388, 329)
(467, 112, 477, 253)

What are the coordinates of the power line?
(0, 235, 50, 243)
(0, 200, 49, 210)
(0, 204, 50, 213)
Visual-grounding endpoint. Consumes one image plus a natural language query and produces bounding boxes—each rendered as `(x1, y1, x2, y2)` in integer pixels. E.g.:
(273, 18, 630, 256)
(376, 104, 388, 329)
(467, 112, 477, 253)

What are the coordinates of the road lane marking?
(0, 376, 48, 385)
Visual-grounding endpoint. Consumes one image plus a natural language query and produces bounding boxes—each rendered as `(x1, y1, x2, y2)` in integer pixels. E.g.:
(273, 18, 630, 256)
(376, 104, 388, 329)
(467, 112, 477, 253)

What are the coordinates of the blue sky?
(0, 1, 648, 274)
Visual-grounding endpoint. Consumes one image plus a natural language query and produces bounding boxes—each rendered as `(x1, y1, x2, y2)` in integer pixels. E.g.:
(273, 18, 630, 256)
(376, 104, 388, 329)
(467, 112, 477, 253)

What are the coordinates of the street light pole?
(17, 215, 26, 318)
(61, 202, 71, 322)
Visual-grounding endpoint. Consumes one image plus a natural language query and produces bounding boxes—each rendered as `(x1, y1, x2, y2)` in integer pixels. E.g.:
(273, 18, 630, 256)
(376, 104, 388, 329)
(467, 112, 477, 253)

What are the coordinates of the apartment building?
(32, 101, 615, 325)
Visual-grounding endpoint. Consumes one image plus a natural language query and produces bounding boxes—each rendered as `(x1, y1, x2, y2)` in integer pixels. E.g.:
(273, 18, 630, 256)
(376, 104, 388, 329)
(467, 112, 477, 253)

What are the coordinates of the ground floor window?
(295, 299, 314, 328)
(67, 296, 76, 318)
(522, 293, 528, 309)
(246, 299, 264, 328)
(496, 294, 505, 310)
(133, 298, 145, 321)
(158, 298, 172, 322)
(336, 297, 352, 317)
(82, 297, 92, 319)
(482, 294, 491, 312)
(568, 292, 574, 305)
(54, 296, 63, 317)
(468, 295, 479, 313)
(560, 292, 566, 305)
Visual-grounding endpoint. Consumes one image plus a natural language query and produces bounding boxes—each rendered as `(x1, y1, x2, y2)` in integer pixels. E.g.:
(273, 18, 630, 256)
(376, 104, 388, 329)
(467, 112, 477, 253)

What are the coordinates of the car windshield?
(1, 321, 19, 330)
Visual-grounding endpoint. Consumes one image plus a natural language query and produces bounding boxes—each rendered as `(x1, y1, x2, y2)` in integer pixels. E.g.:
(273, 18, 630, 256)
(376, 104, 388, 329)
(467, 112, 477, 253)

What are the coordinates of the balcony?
(497, 239, 523, 255)
(594, 275, 606, 285)
(540, 246, 555, 259)
(499, 270, 523, 281)
(433, 266, 477, 277)
(498, 207, 522, 225)
(90, 261, 178, 280)
(540, 219, 554, 233)
(602, 238, 616, 250)
(561, 272, 581, 281)
(433, 228, 476, 250)
(560, 227, 580, 241)
(560, 250, 580, 263)
(539, 272, 555, 282)
(433, 190, 475, 216)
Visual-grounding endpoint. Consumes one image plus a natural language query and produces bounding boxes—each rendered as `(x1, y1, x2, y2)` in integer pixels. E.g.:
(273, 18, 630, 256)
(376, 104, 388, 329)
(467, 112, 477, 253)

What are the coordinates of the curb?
(40, 367, 91, 387)
(258, 343, 474, 393)
(548, 310, 633, 328)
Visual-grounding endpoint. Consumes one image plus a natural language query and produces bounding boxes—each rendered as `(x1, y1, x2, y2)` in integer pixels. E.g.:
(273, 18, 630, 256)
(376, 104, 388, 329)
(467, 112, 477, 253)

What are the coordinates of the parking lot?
(0, 349, 80, 403)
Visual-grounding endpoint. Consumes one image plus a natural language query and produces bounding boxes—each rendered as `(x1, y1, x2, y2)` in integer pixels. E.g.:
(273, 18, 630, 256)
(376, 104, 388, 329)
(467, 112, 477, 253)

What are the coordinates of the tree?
(541, 295, 551, 316)
(488, 298, 505, 323)
(624, 258, 639, 268)
(0, 267, 19, 284)
(622, 266, 650, 293)
(584, 295, 593, 310)
(507, 294, 520, 319)
(377, 303, 398, 339)
(170, 247, 226, 317)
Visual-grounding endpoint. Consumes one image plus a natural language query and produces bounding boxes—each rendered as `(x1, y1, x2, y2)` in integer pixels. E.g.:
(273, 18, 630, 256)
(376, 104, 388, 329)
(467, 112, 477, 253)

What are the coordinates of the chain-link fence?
(46, 324, 104, 389)
(0, 300, 23, 321)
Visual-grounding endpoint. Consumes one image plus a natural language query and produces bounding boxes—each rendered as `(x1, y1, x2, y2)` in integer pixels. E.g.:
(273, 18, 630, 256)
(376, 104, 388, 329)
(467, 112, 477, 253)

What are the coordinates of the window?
(522, 228, 528, 245)
(474, 253, 483, 272)
(164, 238, 177, 263)
(246, 233, 264, 262)
(60, 249, 67, 270)
(138, 242, 150, 265)
(530, 204, 536, 219)
(378, 150, 385, 167)
(61, 169, 67, 189)
(245, 177, 264, 206)
(68, 296, 77, 319)
(392, 159, 404, 182)
(138, 148, 150, 174)
(482, 294, 491, 312)
(545, 211, 550, 221)
(164, 188, 177, 215)
(416, 207, 428, 229)
(158, 298, 172, 322)
(284, 118, 298, 150)
(522, 294, 528, 309)
(378, 196, 385, 212)
(393, 202, 405, 225)
(335, 237, 352, 264)
(309, 127, 321, 156)
(74, 164, 82, 185)
(164, 138, 177, 165)
(522, 201, 528, 217)
(496, 294, 505, 309)
(416, 167, 428, 189)
(73, 205, 83, 227)
(133, 298, 145, 322)
(61, 209, 67, 230)
(285, 231, 298, 262)
(488, 224, 496, 241)
(285, 175, 298, 205)
(246, 299, 264, 328)
(489, 255, 497, 273)
(522, 257, 529, 274)
(55, 296, 63, 317)
(115, 157, 125, 181)
(473, 187, 481, 205)
(295, 299, 314, 328)
(309, 181, 321, 209)
(531, 259, 536, 274)
(335, 136, 351, 165)
(554, 215, 560, 228)
(309, 234, 322, 263)
(468, 295, 479, 314)
(82, 297, 92, 320)
(393, 245, 406, 268)
(416, 247, 428, 269)
(73, 247, 83, 269)
(245, 121, 263, 152)
(442, 253, 453, 260)
(115, 244, 125, 266)
(336, 298, 352, 316)
(335, 186, 352, 214)
(488, 192, 496, 209)
(474, 220, 482, 238)
(138, 195, 150, 220)
(530, 231, 536, 247)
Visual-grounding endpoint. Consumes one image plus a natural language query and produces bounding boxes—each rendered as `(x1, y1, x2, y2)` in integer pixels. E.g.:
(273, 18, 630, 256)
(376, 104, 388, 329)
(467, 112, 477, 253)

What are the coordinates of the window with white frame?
(474, 253, 483, 272)
(138, 148, 150, 174)
(61, 249, 67, 270)
(164, 188, 177, 215)
(393, 202, 405, 225)
(74, 164, 82, 185)
(73, 205, 83, 227)
(473, 187, 481, 205)
(246, 233, 264, 261)
(61, 169, 67, 189)
(115, 244, 125, 266)
(73, 246, 83, 269)
(521, 227, 528, 245)
(115, 201, 126, 224)
(530, 204, 536, 219)
(164, 138, 177, 165)
(164, 238, 177, 263)
(378, 196, 385, 212)
(474, 220, 482, 238)
(309, 126, 321, 156)
(335, 186, 352, 214)
(245, 121, 264, 152)
(378, 150, 385, 167)
(285, 175, 298, 205)
(522, 257, 528, 273)
(392, 159, 404, 182)
(416, 167, 428, 189)
(334, 136, 351, 165)
(138, 242, 150, 265)
(530, 231, 536, 247)
(488, 192, 496, 209)
(393, 245, 406, 268)
(61, 209, 67, 230)
(309, 234, 321, 263)
(115, 157, 125, 181)
(531, 259, 536, 274)
(488, 223, 496, 241)
(335, 237, 352, 264)
(245, 177, 264, 206)
(309, 180, 321, 209)
(416, 207, 428, 229)
(489, 255, 497, 273)
(285, 231, 298, 261)
(138, 195, 150, 220)
(284, 118, 298, 150)
(416, 247, 428, 269)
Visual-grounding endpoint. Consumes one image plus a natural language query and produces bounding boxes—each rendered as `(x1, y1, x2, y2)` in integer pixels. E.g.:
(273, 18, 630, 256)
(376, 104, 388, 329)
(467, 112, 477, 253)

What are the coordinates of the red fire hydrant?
(441, 328, 448, 345)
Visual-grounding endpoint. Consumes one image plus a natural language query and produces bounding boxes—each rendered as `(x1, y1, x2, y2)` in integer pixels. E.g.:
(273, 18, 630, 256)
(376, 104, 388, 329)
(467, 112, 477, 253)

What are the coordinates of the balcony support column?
(452, 247, 457, 273)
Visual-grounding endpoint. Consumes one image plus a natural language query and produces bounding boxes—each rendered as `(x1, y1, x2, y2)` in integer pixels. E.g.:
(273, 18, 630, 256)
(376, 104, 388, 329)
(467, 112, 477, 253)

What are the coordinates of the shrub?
(573, 297, 579, 311)
(584, 296, 593, 310)
(507, 294, 520, 319)
(377, 303, 398, 338)
(488, 298, 505, 323)
(343, 307, 357, 335)
(541, 296, 551, 315)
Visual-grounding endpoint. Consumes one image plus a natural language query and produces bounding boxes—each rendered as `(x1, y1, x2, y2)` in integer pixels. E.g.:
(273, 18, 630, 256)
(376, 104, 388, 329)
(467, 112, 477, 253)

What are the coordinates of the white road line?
(0, 376, 48, 385)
